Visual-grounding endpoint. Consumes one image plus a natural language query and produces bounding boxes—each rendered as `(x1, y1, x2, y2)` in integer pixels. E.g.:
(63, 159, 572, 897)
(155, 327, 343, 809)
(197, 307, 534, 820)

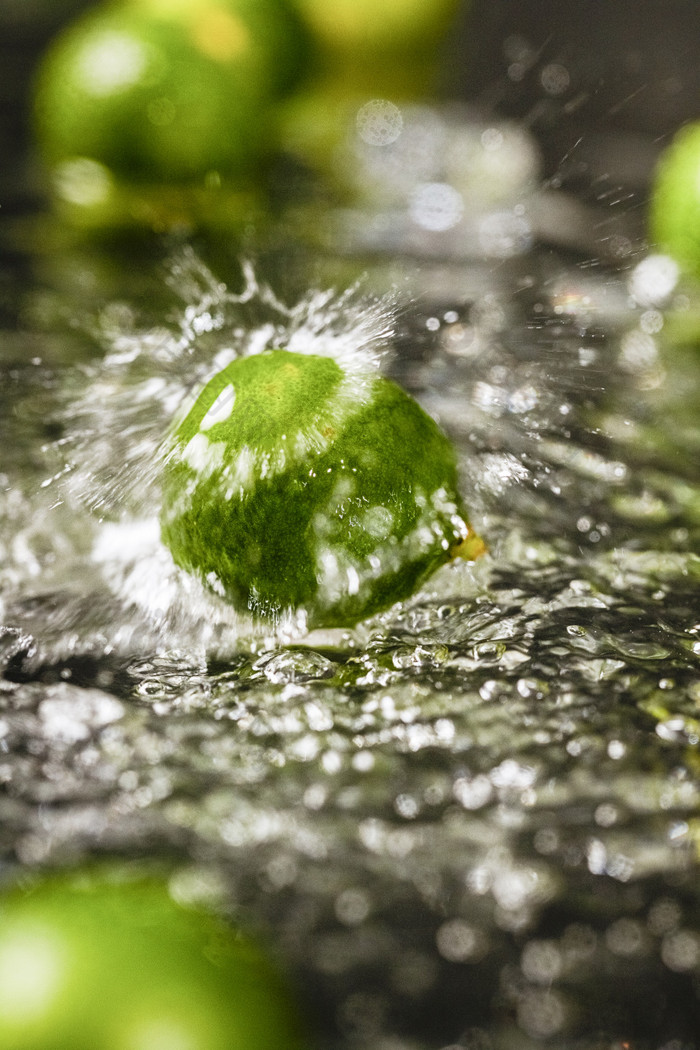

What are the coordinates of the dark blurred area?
(0, 0, 93, 197)
(1, 0, 699, 210)
(449, 0, 700, 196)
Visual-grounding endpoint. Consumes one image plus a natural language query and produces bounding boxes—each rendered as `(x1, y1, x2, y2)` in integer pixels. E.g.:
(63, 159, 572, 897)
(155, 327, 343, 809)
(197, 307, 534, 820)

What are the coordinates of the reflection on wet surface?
(2, 211, 700, 1048)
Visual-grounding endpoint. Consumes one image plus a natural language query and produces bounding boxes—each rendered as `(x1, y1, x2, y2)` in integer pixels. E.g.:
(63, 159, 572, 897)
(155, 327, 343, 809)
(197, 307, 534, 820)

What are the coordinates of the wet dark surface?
(2, 4, 700, 1049)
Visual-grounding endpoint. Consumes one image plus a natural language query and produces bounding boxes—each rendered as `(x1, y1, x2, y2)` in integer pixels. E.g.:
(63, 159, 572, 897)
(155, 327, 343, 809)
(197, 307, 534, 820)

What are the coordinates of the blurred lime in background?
(291, 0, 463, 96)
(0, 867, 310, 1050)
(32, 0, 313, 230)
(649, 122, 700, 280)
(279, 0, 466, 187)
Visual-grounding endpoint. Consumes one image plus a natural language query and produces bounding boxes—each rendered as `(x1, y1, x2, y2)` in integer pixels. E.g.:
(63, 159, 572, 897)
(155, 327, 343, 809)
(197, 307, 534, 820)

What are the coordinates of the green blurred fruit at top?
(160, 349, 484, 629)
(278, 0, 466, 183)
(33, 0, 312, 187)
(292, 0, 460, 56)
(126, 0, 313, 97)
(650, 122, 700, 278)
(0, 868, 309, 1050)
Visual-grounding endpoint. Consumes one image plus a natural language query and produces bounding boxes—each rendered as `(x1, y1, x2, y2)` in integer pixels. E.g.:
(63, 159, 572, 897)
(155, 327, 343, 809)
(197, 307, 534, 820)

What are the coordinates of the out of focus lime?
(291, 0, 460, 57)
(126, 0, 314, 97)
(0, 868, 310, 1050)
(33, 0, 312, 203)
(160, 348, 484, 629)
(650, 122, 700, 278)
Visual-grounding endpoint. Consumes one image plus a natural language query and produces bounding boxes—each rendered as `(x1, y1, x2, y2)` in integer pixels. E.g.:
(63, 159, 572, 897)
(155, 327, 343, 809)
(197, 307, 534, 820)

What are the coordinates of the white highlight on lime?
(200, 385, 235, 431)
(0, 925, 66, 1023)
(77, 32, 149, 96)
(54, 157, 113, 206)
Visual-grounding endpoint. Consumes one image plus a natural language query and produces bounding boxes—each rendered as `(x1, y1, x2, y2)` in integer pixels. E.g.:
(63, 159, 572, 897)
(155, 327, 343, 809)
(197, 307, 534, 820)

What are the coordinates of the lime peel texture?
(161, 347, 483, 630)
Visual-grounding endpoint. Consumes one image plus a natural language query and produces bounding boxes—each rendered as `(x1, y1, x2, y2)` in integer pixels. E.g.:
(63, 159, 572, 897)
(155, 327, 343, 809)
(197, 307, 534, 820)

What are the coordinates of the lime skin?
(650, 122, 700, 278)
(0, 868, 309, 1050)
(33, 0, 311, 187)
(160, 349, 483, 629)
(292, 0, 461, 59)
(126, 0, 314, 98)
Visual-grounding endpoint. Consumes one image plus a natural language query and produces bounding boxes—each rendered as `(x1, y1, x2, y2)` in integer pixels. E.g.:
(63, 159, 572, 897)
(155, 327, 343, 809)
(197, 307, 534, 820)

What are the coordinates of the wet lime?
(0, 868, 309, 1050)
(650, 122, 700, 278)
(160, 349, 483, 628)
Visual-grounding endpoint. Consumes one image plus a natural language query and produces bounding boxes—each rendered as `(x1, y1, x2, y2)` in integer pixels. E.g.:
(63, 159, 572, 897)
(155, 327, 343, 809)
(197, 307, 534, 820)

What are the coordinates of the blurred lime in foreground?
(160, 348, 484, 629)
(32, 0, 312, 229)
(649, 122, 700, 279)
(0, 868, 309, 1050)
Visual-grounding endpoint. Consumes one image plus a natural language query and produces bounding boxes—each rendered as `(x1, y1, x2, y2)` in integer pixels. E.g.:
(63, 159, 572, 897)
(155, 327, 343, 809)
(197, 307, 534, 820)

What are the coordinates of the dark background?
(1, 0, 700, 211)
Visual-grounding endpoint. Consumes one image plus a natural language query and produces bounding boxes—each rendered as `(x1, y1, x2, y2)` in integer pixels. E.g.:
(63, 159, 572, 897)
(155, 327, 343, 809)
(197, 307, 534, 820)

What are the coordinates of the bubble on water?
(661, 929, 700, 972)
(620, 328, 659, 373)
(520, 939, 562, 983)
(436, 919, 488, 962)
(540, 62, 571, 96)
(517, 987, 567, 1038)
(628, 254, 680, 306)
(606, 917, 648, 957)
(477, 210, 532, 258)
(335, 887, 371, 926)
(356, 99, 404, 146)
(38, 684, 124, 745)
(453, 775, 492, 811)
(446, 121, 541, 204)
(256, 649, 335, 685)
(409, 182, 464, 232)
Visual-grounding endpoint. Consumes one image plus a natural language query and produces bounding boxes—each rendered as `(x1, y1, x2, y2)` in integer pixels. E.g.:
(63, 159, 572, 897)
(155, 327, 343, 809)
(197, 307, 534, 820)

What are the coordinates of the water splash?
(3, 243, 700, 1049)
(6, 253, 406, 660)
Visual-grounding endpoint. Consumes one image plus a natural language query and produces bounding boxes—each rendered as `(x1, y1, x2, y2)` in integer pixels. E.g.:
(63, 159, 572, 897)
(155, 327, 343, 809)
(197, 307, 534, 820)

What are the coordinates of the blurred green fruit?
(0, 868, 309, 1050)
(160, 349, 484, 629)
(650, 122, 700, 278)
(292, 0, 461, 56)
(126, 0, 314, 97)
(278, 0, 467, 182)
(33, 0, 312, 191)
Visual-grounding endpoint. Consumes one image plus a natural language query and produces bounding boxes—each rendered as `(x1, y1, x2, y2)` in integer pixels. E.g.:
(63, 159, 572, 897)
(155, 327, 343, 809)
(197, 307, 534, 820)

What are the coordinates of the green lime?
(278, 0, 467, 184)
(126, 0, 314, 98)
(160, 349, 484, 629)
(291, 0, 461, 57)
(650, 122, 700, 278)
(0, 868, 309, 1050)
(33, 0, 310, 189)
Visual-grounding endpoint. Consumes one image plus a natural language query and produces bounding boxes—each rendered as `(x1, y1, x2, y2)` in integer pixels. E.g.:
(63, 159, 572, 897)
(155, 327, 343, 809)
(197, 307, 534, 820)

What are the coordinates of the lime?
(650, 122, 700, 278)
(33, 0, 310, 189)
(291, 0, 460, 57)
(278, 0, 467, 184)
(160, 349, 484, 628)
(126, 0, 314, 97)
(0, 868, 309, 1050)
